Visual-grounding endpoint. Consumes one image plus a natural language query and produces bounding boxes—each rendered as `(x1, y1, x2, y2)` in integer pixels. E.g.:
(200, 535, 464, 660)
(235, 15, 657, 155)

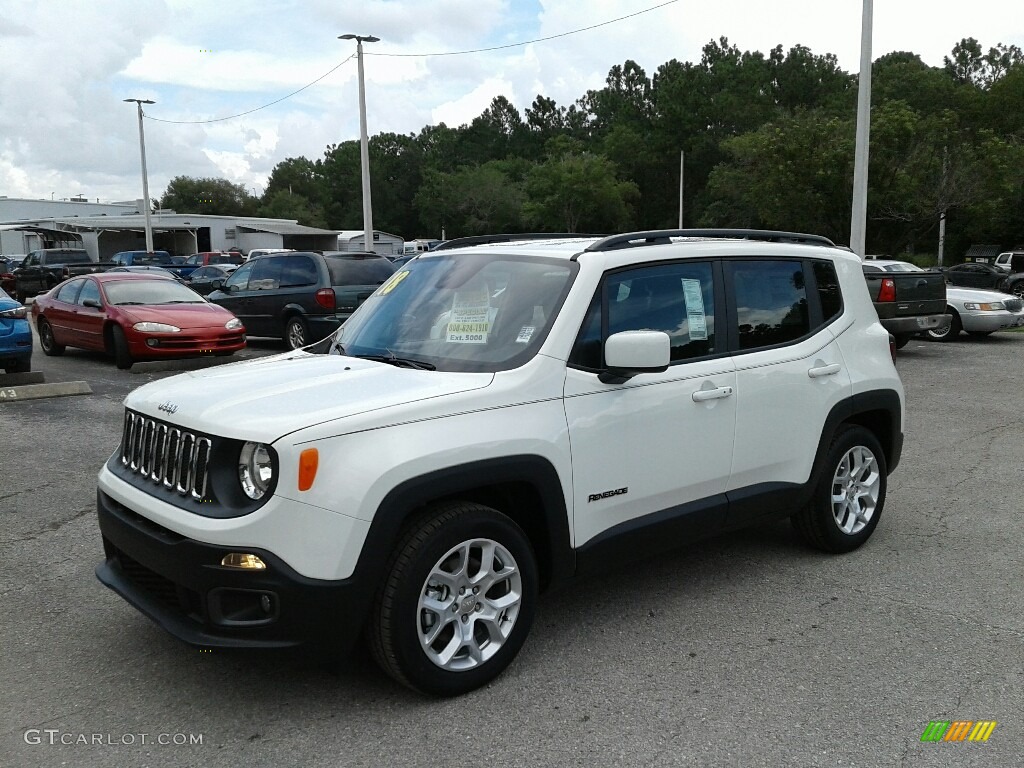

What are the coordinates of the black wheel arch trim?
(353, 454, 574, 617)
(813, 390, 903, 478)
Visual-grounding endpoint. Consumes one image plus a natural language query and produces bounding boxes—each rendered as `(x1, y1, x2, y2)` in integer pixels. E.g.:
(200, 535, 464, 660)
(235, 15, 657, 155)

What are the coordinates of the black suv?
(207, 251, 396, 348)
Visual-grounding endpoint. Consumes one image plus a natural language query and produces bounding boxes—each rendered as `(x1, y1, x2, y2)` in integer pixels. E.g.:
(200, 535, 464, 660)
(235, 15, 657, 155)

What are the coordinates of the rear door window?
(728, 260, 810, 351)
(326, 256, 396, 286)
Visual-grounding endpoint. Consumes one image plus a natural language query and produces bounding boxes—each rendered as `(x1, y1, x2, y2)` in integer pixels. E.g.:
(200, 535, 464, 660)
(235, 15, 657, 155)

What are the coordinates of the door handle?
(808, 363, 841, 378)
(692, 386, 734, 402)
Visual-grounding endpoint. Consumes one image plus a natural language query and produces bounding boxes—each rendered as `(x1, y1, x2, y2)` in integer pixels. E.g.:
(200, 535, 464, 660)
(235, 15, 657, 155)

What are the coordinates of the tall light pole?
(339, 34, 379, 253)
(849, 0, 873, 257)
(124, 98, 156, 253)
(678, 150, 685, 229)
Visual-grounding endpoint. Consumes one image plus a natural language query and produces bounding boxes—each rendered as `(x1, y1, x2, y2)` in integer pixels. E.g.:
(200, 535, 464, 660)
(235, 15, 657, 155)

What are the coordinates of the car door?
(246, 254, 288, 337)
(187, 267, 216, 295)
(18, 252, 41, 296)
(564, 260, 736, 549)
(211, 260, 256, 329)
(45, 278, 86, 345)
(71, 278, 106, 350)
(725, 258, 852, 527)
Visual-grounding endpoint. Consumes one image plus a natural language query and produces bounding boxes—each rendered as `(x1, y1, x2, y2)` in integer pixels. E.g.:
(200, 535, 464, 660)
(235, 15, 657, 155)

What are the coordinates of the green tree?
(160, 176, 257, 216)
(414, 160, 527, 237)
(523, 138, 638, 232)
(256, 190, 327, 228)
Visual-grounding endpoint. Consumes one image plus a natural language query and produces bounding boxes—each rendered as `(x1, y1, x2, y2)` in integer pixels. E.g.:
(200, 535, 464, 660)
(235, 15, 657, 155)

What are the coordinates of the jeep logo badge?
(158, 401, 178, 415)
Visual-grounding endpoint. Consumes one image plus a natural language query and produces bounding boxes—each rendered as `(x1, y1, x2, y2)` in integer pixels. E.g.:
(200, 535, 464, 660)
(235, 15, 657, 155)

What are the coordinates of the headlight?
(133, 321, 181, 332)
(963, 302, 1005, 311)
(238, 442, 274, 500)
(225, 318, 243, 330)
(0, 306, 27, 318)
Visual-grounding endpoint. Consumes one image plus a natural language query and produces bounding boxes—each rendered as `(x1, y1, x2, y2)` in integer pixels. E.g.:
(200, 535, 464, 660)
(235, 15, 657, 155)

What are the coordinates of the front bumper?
(126, 329, 246, 358)
(95, 489, 366, 651)
(959, 310, 1024, 333)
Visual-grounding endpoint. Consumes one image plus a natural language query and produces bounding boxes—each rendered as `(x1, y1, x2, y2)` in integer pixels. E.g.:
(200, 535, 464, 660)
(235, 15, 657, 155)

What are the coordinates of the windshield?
(331, 254, 576, 372)
(103, 279, 206, 305)
(881, 262, 923, 272)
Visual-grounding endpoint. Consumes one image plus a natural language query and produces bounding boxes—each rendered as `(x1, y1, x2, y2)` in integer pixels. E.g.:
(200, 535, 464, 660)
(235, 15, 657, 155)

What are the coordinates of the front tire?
(370, 501, 538, 697)
(4, 357, 30, 374)
(284, 316, 309, 350)
(792, 425, 887, 554)
(925, 309, 961, 341)
(111, 325, 133, 369)
(37, 317, 65, 356)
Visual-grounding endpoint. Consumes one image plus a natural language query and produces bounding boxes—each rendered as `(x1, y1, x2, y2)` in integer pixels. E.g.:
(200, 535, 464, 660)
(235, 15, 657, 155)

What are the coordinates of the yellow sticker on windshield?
(377, 270, 410, 296)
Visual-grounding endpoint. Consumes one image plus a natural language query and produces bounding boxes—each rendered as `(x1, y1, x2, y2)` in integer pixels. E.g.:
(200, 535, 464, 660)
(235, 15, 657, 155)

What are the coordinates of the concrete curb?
(0, 380, 92, 402)
(0, 371, 45, 386)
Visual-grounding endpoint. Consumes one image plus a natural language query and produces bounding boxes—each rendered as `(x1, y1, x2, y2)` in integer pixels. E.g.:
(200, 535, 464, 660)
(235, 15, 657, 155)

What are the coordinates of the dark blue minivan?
(0, 287, 32, 373)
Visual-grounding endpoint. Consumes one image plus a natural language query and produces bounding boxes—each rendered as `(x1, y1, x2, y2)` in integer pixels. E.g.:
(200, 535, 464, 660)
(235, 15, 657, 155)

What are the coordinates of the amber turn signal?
(298, 448, 319, 491)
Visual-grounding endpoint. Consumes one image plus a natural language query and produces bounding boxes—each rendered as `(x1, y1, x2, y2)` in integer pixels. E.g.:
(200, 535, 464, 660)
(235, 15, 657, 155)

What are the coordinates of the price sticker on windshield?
(446, 288, 493, 344)
(377, 270, 410, 296)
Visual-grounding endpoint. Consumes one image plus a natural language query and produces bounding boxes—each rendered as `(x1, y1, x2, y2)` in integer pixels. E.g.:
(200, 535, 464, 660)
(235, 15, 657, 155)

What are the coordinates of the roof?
(337, 230, 402, 240)
(237, 221, 339, 236)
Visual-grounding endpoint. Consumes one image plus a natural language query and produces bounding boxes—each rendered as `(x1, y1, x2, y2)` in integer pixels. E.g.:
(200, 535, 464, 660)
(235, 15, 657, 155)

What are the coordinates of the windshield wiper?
(161, 300, 203, 304)
(352, 352, 435, 370)
(113, 301, 144, 305)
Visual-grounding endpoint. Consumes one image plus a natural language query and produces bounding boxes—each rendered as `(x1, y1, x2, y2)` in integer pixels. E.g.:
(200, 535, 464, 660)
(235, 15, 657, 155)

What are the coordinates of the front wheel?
(1011, 282, 1024, 299)
(792, 425, 887, 553)
(966, 330, 993, 337)
(4, 356, 30, 374)
(370, 501, 538, 696)
(37, 317, 65, 356)
(111, 325, 133, 369)
(925, 310, 961, 342)
(284, 316, 309, 350)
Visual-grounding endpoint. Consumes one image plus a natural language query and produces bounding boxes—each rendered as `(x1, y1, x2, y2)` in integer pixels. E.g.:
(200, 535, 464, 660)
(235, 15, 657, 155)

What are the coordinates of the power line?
(368, 0, 681, 57)
(141, 0, 681, 125)
(144, 53, 356, 125)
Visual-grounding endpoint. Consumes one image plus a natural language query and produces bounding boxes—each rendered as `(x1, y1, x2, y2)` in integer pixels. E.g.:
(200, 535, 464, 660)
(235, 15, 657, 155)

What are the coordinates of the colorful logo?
(921, 721, 997, 742)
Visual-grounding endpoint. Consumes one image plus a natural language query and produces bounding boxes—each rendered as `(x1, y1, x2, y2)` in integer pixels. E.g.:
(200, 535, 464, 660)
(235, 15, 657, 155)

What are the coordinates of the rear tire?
(892, 334, 911, 350)
(111, 325, 133, 369)
(925, 310, 961, 341)
(792, 425, 887, 554)
(284, 316, 309, 350)
(37, 317, 65, 356)
(370, 501, 538, 697)
(4, 357, 30, 374)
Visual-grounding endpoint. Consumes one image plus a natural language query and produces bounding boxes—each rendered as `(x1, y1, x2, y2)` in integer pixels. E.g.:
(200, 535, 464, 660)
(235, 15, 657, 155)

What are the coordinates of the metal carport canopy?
(237, 222, 339, 236)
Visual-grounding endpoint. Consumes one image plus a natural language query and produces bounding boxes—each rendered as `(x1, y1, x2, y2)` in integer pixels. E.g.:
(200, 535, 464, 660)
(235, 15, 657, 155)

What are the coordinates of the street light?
(339, 34, 379, 253)
(124, 98, 156, 252)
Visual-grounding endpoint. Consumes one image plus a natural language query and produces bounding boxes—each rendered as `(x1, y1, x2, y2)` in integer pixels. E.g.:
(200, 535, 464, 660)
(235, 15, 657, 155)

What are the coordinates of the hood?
(121, 303, 235, 330)
(945, 286, 1017, 302)
(125, 352, 494, 442)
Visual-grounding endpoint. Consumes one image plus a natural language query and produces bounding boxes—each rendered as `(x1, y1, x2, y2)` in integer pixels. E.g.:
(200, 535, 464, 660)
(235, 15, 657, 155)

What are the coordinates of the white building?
(336, 230, 404, 257)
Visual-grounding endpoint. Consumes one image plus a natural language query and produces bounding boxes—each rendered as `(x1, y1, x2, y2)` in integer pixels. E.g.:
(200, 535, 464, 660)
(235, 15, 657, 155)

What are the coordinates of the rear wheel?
(284, 316, 309, 350)
(792, 425, 887, 553)
(111, 325, 133, 369)
(37, 317, 65, 356)
(370, 501, 538, 696)
(4, 356, 30, 374)
(925, 310, 961, 341)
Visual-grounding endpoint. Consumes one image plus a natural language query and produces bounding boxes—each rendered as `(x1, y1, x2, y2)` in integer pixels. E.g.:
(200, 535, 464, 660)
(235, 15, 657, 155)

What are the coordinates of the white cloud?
(1, 0, 1021, 205)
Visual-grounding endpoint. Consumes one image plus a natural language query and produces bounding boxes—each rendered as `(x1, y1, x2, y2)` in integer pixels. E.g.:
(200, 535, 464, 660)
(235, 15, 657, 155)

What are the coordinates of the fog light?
(146, 338, 159, 347)
(221, 553, 267, 570)
(260, 594, 272, 613)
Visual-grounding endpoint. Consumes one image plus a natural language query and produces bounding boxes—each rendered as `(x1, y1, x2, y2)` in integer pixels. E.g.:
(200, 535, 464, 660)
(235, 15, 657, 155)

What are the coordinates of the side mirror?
(211, 278, 226, 290)
(82, 298, 103, 309)
(599, 330, 671, 384)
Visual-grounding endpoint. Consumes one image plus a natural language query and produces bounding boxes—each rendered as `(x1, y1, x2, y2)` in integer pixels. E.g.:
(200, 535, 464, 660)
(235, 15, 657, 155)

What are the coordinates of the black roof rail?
(432, 233, 604, 251)
(584, 228, 836, 252)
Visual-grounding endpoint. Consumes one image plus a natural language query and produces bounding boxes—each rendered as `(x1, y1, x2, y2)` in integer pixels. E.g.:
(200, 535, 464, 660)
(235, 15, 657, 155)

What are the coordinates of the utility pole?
(124, 98, 156, 252)
(339, 34, 380, 253)
(849, 0, 873, 258)
(678, 150, 685, 229)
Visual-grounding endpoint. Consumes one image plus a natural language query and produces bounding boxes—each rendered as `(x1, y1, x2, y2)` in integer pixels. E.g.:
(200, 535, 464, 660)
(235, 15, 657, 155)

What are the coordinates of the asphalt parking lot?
(1, 330, 1022, 767)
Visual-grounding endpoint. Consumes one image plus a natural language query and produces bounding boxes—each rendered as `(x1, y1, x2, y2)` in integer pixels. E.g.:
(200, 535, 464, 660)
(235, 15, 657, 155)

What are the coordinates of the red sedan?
(32, 273, 246, 369)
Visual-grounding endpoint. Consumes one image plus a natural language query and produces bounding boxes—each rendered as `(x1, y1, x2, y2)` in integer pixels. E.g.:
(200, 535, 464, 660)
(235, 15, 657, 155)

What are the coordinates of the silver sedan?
(926, 285, 1024, 341)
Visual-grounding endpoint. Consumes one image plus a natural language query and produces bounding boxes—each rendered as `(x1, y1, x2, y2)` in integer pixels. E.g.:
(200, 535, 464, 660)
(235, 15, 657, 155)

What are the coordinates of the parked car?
(246, 248, 293, 260)
(207, 250, 396, 349)
(183, 264, 238, 296)
(924, 286, 1024, 341)
(992, 251, 1024, 272)
(13, 248, 115, 303)
(107, 265, 186, 282)
(861, 259, 948, 348)
(95, 228, 905, 696)
(110, 250, 174, 267)
(942, 262, 1009, 290)
(1, 255, 26, 296)
(174, 251, 246, 279)
(0, 287, 32, 373)
(31, 273, 246, 370)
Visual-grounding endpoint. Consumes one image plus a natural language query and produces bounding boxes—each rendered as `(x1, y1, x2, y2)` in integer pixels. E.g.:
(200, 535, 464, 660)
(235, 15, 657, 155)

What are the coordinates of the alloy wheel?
(830, 446, 881, 535)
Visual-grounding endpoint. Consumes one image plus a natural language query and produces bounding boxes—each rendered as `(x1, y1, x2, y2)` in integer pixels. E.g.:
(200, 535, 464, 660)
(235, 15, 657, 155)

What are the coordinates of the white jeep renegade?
(96, 229, 904, 696)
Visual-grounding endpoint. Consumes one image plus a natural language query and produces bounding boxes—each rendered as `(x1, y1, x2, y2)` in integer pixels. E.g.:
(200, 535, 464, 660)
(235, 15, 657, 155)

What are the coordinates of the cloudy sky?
(1, 0, 1021, 207)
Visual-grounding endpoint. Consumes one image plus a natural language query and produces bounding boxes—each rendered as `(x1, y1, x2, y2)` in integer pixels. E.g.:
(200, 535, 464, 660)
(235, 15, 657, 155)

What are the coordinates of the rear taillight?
(314, 288, 336, 310)
(877, 278, 896, 302)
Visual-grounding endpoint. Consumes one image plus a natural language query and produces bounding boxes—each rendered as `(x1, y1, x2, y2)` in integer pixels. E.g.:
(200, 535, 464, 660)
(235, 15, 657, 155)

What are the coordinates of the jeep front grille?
(120, 411, 211, 499)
